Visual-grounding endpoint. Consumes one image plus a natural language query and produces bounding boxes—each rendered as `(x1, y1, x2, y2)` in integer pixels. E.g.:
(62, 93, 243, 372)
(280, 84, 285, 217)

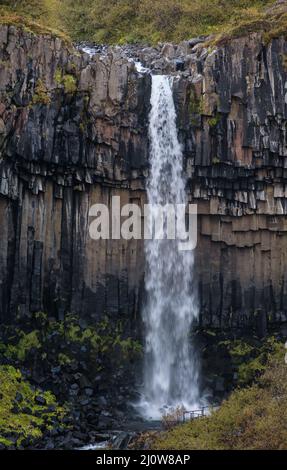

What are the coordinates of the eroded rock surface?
(1, 26, 287, 333)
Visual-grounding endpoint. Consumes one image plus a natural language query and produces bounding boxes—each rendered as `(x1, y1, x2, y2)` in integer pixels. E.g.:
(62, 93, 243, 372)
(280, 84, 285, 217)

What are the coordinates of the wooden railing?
(182, 405, 219, 422)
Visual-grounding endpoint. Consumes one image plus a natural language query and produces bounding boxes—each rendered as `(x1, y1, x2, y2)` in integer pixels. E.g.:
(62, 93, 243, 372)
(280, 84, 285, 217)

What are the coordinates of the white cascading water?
(139, 75, 200, 420)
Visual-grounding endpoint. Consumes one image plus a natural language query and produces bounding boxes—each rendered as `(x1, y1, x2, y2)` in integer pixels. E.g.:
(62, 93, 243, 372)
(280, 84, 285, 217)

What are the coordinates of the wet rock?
(48, 428, 59, 437)
(80, 398, 91, 406)
(101, 410, 112, 418)
(96, 396, 108, 406)
(51, 366, 61, 375)
(15, 392, 23, 403)
(22, 406, 33, 415)
(112, 432, 132, 450)
(44, 439, 55, 450)
(215, 377, 225, 393)
(71, 383, 79, 391)
(0, 24, 286, 350)
(175, 59, 185, 71)
(11, 405, 20, 414)
(73, 431, 88, 441)
(188, 35, 207, 47)
(161, 43, 176, 59)
(35, 395, 47, 406)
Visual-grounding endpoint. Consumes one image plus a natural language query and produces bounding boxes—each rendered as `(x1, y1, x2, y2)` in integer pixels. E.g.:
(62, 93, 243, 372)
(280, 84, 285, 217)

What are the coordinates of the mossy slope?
(152, 344, 287, 450)
(1, 1, 285, 45)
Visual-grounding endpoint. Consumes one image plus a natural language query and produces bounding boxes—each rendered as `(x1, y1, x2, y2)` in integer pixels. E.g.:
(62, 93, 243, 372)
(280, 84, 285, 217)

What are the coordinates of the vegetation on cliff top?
(1, 1, 285, 45)
(0, 1, 70, 41)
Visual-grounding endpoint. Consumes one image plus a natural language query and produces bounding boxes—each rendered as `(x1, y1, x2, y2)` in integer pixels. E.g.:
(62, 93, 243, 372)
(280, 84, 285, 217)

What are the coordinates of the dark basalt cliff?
(1, 25, 287, 334)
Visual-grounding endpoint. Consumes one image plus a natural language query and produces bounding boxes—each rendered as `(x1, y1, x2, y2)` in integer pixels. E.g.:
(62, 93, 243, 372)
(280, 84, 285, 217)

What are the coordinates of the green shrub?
(54, 69, 77, 94)
(62, 74, 77, 94)
(32, 79, 51, 105)
(228, 336, 284, 386)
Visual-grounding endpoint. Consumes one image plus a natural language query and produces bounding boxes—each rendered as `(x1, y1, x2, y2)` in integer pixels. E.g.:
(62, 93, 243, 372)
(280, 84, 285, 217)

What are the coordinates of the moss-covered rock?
(54, 69, 77, 94)
(4, 330, 41, 362)
(0, 312, 142, 405)
(0, 365, 66, 449)
(0, 311, 143, 447)
(32, 79, 51, 106)
(198, 328, 286, 400)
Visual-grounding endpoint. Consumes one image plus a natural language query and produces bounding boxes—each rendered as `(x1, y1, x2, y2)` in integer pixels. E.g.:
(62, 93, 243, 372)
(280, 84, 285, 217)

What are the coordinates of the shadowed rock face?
(1, 25, 287, 333)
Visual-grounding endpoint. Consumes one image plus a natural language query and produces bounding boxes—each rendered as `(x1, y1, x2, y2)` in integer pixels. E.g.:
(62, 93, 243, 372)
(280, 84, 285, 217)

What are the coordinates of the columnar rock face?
(1, 25, 287, 332)
(0, 26, 150, 324)
(173, 34, 287, 332)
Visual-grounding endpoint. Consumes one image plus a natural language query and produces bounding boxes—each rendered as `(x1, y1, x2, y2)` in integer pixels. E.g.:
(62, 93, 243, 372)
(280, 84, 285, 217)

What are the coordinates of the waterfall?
(139, 75, 200, 420)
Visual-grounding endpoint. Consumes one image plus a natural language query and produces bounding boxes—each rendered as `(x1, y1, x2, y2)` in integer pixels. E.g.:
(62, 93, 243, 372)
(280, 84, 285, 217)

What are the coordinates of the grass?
(1, 1, 285, 45)
(0, 5, 70, 42)
(211, 5, 287, 45)
(150, 343, 287, 450)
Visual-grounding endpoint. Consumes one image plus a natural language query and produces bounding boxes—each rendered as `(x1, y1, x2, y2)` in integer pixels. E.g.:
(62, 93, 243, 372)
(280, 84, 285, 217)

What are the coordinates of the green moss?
(189, 90, 204, 117)
(114, 336, 143, 360)
(225, 336, 285, 386)
(237, 357, 265, 385)
(58, 353, 72, 366)
(66, 323, 82, 342)
(0, 312, 142, 423)
(229, 340, 254, 358)
(0, 365, 65, 448)
(54, 69, 77, 94)
(56, 314, 142, 360)
(62, 74, 77, 94)
(5, 331, 41, 361)
(0, 436, 13, 447)
(54, 68, 62, 86)
(32, 79, 51, 106)
(208, 113, 221, 127)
